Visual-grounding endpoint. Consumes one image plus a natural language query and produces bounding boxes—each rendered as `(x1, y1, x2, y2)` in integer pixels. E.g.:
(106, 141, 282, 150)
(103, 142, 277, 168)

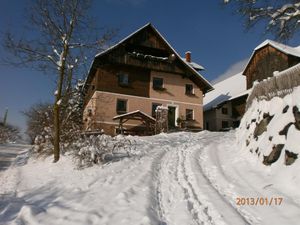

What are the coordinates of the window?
(153, 77, 164, 90)
(221, 107, 228, 115)
(186, 109, 194, 121)
(222, 120, 229, 129)
(118, 73, 129, 86)
(116, 99, 127, 114)
(185, 84, 194, 95)
(152, 103, 162, 117)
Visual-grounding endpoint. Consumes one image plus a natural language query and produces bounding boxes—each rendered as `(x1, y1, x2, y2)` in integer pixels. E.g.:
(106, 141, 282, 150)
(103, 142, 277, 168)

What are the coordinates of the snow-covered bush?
(71, 134, 137, 168)
(0, 122, 21, 144)
(32, 133, 53, 155)
(23, 103, 53, 144)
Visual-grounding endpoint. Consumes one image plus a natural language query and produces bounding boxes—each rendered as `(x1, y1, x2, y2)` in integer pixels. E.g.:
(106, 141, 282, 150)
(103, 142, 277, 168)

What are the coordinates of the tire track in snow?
(153, 149, 168, 224)
(151, 139, 201, 225)
(190, 134, 252, 225)
(176, 146, 214, 225)
(150, 133, 249, 225)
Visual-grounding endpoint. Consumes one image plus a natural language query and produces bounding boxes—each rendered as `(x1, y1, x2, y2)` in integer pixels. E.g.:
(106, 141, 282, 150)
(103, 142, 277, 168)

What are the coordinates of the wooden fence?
(246, 63, 300, 109)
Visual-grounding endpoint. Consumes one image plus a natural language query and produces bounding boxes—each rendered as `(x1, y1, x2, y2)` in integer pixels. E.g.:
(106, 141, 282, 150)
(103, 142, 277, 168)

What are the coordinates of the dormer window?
(118, 73, 129, 86)
(185, 84, 194, 95)
(153, 77, 164, 90)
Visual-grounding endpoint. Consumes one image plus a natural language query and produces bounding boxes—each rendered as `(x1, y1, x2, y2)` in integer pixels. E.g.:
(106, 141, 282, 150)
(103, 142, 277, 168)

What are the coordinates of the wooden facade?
(83, 23, 212, 136)
(244, 45, 300, 89)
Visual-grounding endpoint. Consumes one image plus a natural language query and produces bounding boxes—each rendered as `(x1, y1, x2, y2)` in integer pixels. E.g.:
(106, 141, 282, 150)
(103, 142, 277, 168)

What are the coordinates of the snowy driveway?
(0, 132, 299, 225)
(0, 144, 29, 171)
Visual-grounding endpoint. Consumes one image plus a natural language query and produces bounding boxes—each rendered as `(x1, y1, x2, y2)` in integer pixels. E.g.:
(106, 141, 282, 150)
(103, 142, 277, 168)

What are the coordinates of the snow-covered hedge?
(237, 86, 300, 166)
(71, 134, 138, 168)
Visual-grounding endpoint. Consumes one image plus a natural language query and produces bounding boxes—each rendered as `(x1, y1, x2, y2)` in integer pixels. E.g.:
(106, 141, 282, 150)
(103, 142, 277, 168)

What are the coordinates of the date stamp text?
(236, 197, 283, 206)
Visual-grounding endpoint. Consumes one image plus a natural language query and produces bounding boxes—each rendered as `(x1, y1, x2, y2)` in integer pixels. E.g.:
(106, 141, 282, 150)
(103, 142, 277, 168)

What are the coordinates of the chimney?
(185, 51, 191, 62)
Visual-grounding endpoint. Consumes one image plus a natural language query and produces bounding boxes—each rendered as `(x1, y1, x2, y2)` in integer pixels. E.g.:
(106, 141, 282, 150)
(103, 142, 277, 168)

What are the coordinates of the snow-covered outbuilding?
(204, 39, 300, 131)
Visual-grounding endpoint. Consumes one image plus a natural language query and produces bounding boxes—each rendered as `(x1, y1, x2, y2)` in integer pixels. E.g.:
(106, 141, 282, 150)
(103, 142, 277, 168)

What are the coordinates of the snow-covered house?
(83, 23, 212, 136)
(204, 39, 300, 131)
(203, 73, 248, 131)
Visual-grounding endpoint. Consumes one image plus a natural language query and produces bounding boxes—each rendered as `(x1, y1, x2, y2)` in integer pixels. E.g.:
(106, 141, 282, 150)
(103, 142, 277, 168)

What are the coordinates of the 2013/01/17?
(236, 197, 283, 206)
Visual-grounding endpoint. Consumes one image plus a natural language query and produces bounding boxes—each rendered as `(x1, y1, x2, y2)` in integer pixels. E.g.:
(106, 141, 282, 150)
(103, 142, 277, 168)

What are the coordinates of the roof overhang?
(83, 23, 213, 94)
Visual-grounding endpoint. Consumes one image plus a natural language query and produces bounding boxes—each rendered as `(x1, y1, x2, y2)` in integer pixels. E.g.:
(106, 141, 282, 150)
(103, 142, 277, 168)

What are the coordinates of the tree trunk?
(53, 100, 60, 162)
(53, 53, 67, 162)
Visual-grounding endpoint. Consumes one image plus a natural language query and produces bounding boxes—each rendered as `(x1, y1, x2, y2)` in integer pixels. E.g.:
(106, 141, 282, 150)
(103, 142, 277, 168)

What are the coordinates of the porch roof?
(113, 110, 156, 123)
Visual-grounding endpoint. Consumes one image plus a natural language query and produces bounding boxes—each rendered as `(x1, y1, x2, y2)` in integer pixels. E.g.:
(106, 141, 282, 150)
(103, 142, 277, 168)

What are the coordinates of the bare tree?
(3, 0, 115, 162)
(223, 0, 300, 41)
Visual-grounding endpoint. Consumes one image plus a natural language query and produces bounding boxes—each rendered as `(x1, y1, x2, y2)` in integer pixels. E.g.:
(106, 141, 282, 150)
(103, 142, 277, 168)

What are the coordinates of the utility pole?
(3, 108, 8, 126)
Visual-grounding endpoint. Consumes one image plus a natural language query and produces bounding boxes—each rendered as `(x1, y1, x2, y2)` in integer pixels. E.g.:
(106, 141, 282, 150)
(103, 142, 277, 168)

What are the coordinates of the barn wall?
(244, 45, 298, 89)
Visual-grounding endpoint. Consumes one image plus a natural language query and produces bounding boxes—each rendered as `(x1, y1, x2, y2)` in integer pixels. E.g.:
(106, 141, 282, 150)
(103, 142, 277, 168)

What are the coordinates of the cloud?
(211, 58, 249, 84)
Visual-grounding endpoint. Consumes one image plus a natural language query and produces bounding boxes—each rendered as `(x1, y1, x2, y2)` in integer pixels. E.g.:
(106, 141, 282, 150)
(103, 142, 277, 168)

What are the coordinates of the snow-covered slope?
(1, 131, 300, 225)
(204, 73, 246, 111)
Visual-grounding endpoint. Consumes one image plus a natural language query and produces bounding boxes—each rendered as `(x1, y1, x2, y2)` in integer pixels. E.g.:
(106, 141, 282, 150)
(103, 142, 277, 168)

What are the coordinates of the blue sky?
(0, 0, 299, 133)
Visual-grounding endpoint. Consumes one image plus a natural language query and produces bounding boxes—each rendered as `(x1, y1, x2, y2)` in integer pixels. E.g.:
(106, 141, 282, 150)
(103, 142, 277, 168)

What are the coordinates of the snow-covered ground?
(1, 131, 299, 225)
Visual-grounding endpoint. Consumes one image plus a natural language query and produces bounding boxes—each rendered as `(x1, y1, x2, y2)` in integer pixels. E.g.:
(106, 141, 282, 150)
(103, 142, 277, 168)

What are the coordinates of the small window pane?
(116, 99, 127, 114)
(118, 74, 129, 86)
(186, 109, 194, 121)
(153, 77, 163, 90)
(185, 84, 194, 95)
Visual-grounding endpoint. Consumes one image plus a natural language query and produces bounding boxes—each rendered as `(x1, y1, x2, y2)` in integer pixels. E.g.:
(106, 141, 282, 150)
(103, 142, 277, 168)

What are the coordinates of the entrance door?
(168, 106, 176, 128)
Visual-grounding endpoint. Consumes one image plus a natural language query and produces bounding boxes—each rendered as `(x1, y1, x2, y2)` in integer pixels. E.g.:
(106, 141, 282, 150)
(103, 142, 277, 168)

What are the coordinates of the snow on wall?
(246, 63, 300, 109)
(237, 86, 300, 166)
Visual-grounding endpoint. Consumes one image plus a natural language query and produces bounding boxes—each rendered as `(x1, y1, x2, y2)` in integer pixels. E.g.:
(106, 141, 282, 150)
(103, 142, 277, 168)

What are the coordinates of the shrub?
(72, 134, 137, 168)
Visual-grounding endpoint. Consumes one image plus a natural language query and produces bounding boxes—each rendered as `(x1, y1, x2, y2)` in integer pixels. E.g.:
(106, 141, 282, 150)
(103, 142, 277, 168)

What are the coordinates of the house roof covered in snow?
(84, 23, 213, 94)
(255, 39, 300, 57)
(181, 58, 205, 71)
(203, 72, 247, 111)
(242, 39, 300, 75)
